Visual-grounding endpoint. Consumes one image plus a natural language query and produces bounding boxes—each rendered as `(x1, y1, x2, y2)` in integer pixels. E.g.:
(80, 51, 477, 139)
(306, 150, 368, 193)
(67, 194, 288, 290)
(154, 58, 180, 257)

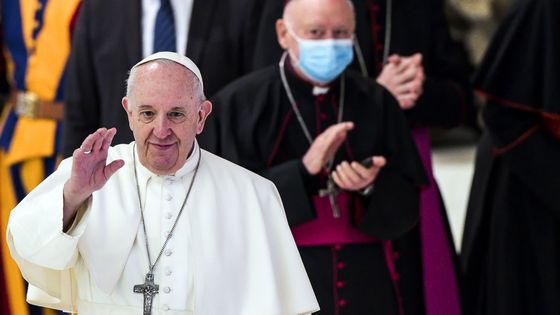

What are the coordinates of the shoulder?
(345, 69, 378, 92)
(344, 69, 396, 109)
(212, 65, 280, 102)
(200, 150, 275, 188)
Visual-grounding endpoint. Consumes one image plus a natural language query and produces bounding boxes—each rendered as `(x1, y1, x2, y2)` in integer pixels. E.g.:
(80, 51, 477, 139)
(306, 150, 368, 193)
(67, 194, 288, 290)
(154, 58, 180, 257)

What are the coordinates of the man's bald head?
(277, 0, 356, 50)
(276, 0, 356, 84)
(282, 0, 355, 28)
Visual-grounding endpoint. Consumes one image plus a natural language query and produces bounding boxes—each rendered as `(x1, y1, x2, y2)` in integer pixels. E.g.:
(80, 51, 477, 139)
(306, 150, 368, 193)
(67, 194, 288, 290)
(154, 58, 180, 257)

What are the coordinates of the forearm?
(357, 169, 420, 239)
(7, 182, 86, 270)
(62, 181, 92, 231)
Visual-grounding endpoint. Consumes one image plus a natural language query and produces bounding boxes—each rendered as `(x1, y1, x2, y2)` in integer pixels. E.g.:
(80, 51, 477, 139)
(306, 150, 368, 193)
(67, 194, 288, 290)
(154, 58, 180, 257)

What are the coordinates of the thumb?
(412, 53, 423, 65)
(103, 159, 125, 180)
(372, 156, 386, 168)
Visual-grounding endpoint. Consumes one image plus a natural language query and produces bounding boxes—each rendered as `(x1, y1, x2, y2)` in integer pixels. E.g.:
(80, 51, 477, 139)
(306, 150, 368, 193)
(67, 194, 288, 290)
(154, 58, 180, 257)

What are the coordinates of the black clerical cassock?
(200, 58, 428, 314)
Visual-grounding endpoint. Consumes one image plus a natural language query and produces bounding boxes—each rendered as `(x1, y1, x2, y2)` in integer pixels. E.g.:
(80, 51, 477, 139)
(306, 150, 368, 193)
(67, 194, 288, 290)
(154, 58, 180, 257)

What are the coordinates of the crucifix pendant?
(134, 273, 159, 315)
(319, 179, 341, 218)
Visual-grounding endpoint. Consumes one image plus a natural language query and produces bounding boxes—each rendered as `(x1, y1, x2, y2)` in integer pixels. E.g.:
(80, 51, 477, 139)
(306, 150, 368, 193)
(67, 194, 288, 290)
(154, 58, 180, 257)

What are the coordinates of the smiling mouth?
(150, 143, 175, 150)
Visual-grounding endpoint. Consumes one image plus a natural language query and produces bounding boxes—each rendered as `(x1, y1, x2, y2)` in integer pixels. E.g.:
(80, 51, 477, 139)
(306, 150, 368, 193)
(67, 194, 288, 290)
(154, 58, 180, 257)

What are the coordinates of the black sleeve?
(261, 160, 316, 227)
(484, 99, 560, 217)
(359, 88, 429, 239)
(404, 0, 474, 128)
(62, 0, 100, 157)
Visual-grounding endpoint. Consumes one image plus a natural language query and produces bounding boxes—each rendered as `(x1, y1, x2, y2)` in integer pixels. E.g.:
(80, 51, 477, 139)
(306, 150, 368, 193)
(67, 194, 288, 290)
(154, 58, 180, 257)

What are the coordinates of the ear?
(122, 97, 134, 131)
(196, 100, 213, 134)
(276, 19, 290, 50)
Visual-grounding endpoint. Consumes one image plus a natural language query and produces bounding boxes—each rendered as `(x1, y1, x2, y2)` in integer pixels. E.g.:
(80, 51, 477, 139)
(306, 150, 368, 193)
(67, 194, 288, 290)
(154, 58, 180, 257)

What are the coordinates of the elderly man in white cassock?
(6, 52, 319, 315)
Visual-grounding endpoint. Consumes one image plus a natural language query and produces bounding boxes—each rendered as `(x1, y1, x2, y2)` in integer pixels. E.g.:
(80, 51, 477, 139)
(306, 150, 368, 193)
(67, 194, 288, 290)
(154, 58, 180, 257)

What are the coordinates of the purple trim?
(413, 127, 462, 315)
(383, 241, 404, 315)
(331, 246, 341, 315)
(266, 108, 294, 167)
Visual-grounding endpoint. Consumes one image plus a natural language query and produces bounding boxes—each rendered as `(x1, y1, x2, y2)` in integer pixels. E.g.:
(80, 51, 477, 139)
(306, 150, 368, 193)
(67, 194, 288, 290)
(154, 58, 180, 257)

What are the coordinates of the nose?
(152, 116, 172, 139)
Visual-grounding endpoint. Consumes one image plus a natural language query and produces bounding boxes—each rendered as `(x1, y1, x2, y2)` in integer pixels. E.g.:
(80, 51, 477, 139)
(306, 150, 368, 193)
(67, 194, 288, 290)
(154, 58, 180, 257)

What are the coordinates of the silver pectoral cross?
(319, 179, 341, 218)
(134, 273, 159, 315)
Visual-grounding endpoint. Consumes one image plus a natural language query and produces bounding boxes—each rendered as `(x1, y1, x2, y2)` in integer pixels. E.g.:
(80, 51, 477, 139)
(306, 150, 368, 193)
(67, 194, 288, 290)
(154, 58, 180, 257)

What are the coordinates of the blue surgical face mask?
(287, 27, 354, 84)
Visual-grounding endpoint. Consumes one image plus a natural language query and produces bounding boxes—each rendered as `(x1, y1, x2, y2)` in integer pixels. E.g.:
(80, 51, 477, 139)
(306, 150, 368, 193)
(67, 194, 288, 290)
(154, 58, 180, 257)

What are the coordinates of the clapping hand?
(331, 156, 386, 191)
(302, 122, 354, 175)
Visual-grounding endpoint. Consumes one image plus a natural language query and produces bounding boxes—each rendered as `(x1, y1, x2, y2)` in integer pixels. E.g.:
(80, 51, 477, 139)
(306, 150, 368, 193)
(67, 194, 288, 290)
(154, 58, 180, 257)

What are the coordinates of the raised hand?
(302, 122, 354, 175)
(376, 53, 425, 109)
(63, 128, 124, 229)
(331, 156, 386, 191)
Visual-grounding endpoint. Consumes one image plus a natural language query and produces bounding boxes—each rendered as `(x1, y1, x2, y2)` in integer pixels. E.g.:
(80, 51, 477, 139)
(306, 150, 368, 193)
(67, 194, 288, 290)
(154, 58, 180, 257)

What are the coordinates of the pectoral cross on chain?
(134, 273, 159, 315)
(319, 178, 341, 218)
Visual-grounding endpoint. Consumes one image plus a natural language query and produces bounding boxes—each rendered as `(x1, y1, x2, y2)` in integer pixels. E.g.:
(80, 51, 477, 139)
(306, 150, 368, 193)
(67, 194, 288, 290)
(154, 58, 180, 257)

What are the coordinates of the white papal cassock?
(7, 140, 319, 315)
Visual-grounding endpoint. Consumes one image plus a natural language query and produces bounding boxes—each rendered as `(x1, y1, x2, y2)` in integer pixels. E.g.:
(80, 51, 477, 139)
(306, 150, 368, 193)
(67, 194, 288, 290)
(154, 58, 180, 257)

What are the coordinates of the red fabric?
(291, 192, 379, 246)
(0, 249, 11, 314)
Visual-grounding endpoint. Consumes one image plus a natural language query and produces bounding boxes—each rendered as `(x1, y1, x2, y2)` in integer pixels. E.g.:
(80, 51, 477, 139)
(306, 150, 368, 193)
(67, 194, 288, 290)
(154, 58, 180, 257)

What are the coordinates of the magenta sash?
(291, 192, 378, 246)
(413, 127, 461, 315)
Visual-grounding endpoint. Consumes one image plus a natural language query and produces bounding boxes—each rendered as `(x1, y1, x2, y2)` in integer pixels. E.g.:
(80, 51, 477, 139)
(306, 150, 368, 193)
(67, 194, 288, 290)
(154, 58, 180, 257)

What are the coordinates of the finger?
(80, 128, 105, 154)
(372, 156, 387, 168)
(387, 54, 401, 65)
(331, 170, 345, 189)
(350, 161, 376, 185)
(339, 161, 363, 183)
(389, 68, 414, 87)
(101, 128, 117, 152)
(103, 159, 125, 181)
(92, 128, 109, 153)
(411, 53, 423, 66)
(322, 122, 354, 153)
(396, 65, 419, 84)
(397, 92, 420, 109)
(416, 66, 425, 82)
(332, 170, 357, 190)
(394, 79, 423, 95)
(351, 161, 370, 174)
(399, 53, 422, 68)
(335, 163, 355, 188)
(328, 121, 355, 134)
(352, 158, 385, 176)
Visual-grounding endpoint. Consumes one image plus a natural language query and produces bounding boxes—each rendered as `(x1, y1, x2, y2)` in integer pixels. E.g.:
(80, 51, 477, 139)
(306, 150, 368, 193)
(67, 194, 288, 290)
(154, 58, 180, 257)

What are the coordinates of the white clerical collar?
(133, 139, 201, 188)
(312, 85, 330, 95)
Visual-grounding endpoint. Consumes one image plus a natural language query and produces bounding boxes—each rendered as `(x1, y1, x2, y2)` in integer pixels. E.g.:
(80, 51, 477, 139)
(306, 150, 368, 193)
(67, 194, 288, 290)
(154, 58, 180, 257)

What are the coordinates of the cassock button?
(337, 262, 346, 270)
(162, 305, 170, 311)
(166, 212, 173, 220)
(336, 281, 345, 288)
(165, 268, 172, 276)
(334, 244, 343, 251)
(165, 194, 173, 201)
(164, 230, 171, 238)
(165, 249, 173, 256)
(163, 286, 171, 293)
(338, 299, 348, 307)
